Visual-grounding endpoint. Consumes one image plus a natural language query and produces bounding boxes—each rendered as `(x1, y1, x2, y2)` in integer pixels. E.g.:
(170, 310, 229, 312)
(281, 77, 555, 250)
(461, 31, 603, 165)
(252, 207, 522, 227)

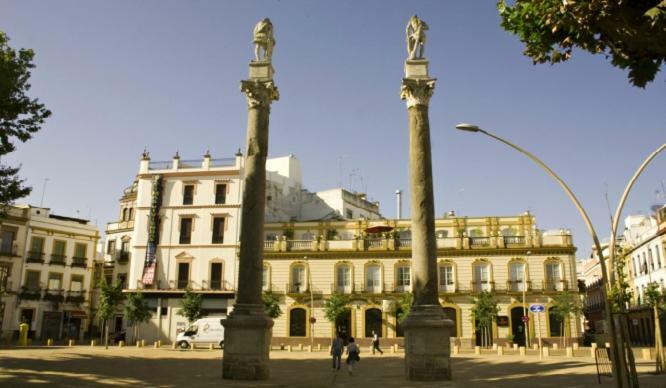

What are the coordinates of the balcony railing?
(264, 240, 275, 250)
(66, 290, 86, 305)
(469, 237, 490, 247)
(71, 257, 88, 268)
(503, 236, 526, 245)
(543, 279, 568, 292)
(287, 240, 312, 250)
(398, 238, 411, 248)
(26, 251, 45, 263)
(0, 244, 17, 256)
(331, 283, 354, 294)
(364, 238, 383, 249)
(506, 280, 531, 292)
(438, 282, 457, 293)
(360, 283, 383, 294)
(49, 254, 67, 266)
(43, 290, 65, 304)
(115, 251, 130, 264)
(471, 281, 494, 293)
(20, 287, 42, 300)
(286, 283, 308, 294)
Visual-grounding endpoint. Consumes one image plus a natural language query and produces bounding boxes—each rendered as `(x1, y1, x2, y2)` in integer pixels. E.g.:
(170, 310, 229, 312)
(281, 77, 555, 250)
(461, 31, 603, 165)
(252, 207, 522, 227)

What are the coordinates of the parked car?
(176, 317, 225, 349)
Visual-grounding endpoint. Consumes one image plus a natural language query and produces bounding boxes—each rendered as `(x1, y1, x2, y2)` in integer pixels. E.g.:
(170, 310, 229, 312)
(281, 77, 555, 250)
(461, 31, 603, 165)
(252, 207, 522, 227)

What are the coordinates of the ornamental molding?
(240, 80, 279, 110)
(400, 78, 436, 108)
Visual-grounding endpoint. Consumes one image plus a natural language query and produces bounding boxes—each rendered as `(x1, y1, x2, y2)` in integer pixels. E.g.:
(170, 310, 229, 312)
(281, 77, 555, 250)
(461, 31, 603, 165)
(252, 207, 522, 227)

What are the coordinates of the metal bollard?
(532, 343, 539, 350)
(519, 346, 526, 356)
(136, 341, 141, 348)
(317, 344, 321, 351)
(552, 343, 558, 350)
(172, 342, 177, 349)
(391, 345, 396, 354)
(288, 345, 292, 352)
(543, 346, 550, 357)
(299, 344, 303, 351)
(492, 343, 497, 351)
(68, 339, 75, 347)
(474, 346, 481, 355)
(453, 345, 459, 355)
(190, 342, 195, 350)
(497, 346, 504, 356)
(209, 343, 214, 351)
(308, 345, 313, 352)
(566, 347, 573, 358)
(91, 340, 97, 347)
(47, 339, 53, 346)
(118, 341, 124, 348)
(513, 343, 518, 350)
(573, 343, 579, 351)
(154, 342, 159, 348)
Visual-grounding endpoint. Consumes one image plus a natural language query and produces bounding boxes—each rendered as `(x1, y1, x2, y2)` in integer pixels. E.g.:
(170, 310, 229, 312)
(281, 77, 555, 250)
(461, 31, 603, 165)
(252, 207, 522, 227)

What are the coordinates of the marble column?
(400, 50, 453, 380)
(222, 20, 279, 381)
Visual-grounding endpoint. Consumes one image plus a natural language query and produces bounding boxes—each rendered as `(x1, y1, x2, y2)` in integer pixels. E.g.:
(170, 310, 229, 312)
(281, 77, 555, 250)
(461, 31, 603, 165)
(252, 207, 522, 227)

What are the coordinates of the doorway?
(510, 307, 526, 346)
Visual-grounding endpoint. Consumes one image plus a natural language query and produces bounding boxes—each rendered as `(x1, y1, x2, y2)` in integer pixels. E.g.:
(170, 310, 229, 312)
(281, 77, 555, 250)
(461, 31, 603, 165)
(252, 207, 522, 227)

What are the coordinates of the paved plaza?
(0, 346, 664, 387)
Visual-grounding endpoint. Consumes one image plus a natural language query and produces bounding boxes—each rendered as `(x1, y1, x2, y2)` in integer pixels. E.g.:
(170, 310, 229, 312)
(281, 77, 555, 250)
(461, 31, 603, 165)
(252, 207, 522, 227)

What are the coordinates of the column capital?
(400, 78, 436, 109)
(240, 79, 279, 110)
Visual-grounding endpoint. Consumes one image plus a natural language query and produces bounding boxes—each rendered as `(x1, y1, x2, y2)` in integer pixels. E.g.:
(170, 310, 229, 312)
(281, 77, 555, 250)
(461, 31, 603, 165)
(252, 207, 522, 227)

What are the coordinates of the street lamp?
(304, 256, 315, 349)
(453, 123, 630, 387)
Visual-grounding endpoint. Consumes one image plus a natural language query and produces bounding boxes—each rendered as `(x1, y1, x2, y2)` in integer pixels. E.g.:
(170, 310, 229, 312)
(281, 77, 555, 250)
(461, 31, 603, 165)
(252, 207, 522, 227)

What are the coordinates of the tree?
(0, 31, 51, 211)
(124, 293, 152, 345)
(262, 290, 282, 319)
(551, 291, 583, 348)
(97, 280, 123, 349)
(397, 292, 413, 323)
(644, 282, 665, 373)
(323, 292, 350, 334)
(498, 0, 666, 87)
(471, 291, 499, 348)
(177, 289, 203, 324)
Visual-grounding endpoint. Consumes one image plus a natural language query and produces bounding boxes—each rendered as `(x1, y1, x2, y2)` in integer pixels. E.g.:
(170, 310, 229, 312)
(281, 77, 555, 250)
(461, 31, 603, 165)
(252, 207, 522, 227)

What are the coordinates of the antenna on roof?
(39, 178, 50, 207)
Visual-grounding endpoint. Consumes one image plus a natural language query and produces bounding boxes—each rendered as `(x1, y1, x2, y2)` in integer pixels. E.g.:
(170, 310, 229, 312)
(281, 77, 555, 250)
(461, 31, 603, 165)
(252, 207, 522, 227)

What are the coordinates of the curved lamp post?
(454, 123, 632, 387)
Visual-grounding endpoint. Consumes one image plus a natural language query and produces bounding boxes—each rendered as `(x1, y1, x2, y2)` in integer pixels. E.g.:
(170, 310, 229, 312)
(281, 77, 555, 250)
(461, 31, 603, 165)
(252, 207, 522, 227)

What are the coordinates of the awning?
(365, 225, 393, 234)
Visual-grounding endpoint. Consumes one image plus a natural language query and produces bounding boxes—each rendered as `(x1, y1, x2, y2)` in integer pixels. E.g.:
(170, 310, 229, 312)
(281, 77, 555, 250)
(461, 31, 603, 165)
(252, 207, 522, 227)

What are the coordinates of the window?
(25, 271, 40, 290)
(107, 240, 116, 255)
(438, 264, 454, 292)
(74, 243, 87, 259)
(120, 240, 129, 253)
(28, 237, 45, 260)
(654, 246, 661, 268)
(177, 262, 190, 289)
(396, 266, 411, 291)
(473, 262, 490, 292)
(183, 184, 194, 205)
(336, 264, 351, 293)
(346, 209, 353, 219)
(291, 265, 306, 293)
(210, 262, 223, 290)
(289, 308, 306, 337)
(179, 218, 193, 244)
(0, 264, 10, 291)
(545, 262, 561, 291)
(262, 265, 269, 291)
(648, 248, 654, 270)
(212, 217, 225, 244)
(48, 273, 63, 290)
(215, 184, 227, 205)
(122, 208, 128, 221)
(1, 229, 16, 254)
(366, 265, 381, 293)
(509, 262, 526, 291)
(70, 275, 84, 292)
(51, 240, 66, 263)
(128, 208, 133, 220)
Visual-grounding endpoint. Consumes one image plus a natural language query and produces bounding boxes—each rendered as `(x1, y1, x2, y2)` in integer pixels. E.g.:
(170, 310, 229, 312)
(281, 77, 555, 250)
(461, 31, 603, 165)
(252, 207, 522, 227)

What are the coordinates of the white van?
(175, 317, 225, 349)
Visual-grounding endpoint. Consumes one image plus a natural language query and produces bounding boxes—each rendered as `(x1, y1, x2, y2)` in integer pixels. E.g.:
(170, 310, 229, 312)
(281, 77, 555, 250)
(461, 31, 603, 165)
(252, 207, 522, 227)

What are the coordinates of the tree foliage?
(0, 31, 51, 210)
(498, 0, 666, 87)
(177, 289, 203, 323)
(471, 291, 499, 347)
(262, 290, 283, 319)
(397, 292, 413, 323)
(323, 292, 350, 325)
(124, 293, 152, 339)
(97, 281, 123, 323)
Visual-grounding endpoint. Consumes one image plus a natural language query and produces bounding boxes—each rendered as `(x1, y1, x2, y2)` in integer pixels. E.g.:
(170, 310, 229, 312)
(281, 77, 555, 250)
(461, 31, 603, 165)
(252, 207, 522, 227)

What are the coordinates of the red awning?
(365, 225, 393, 234)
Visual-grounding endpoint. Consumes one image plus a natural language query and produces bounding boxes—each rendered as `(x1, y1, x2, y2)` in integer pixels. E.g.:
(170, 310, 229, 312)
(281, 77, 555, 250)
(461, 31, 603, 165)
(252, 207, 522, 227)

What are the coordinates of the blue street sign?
(529, 304, 545, 313)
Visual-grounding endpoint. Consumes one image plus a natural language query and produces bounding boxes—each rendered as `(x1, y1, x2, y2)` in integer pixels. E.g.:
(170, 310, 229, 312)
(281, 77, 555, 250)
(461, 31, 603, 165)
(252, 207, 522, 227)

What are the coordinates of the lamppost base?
(221, 304, 274, 380)
(403, 305, 453, 381)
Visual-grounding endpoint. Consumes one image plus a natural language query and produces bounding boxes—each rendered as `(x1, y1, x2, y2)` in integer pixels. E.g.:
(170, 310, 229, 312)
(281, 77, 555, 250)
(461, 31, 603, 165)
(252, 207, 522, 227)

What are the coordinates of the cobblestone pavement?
(0, 346, 663, 387)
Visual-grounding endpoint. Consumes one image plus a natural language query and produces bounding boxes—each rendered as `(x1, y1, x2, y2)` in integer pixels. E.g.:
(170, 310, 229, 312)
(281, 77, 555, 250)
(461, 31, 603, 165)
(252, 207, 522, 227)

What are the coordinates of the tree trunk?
(654, 304, 665, 373)
(134, 324, 138, 346)
(104, 319, 109, 350)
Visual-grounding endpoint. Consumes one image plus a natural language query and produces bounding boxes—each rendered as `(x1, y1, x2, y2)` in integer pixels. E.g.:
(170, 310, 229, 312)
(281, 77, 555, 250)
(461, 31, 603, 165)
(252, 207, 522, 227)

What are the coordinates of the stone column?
(222, 20, 279, 381)
(400, 25, 453, 381)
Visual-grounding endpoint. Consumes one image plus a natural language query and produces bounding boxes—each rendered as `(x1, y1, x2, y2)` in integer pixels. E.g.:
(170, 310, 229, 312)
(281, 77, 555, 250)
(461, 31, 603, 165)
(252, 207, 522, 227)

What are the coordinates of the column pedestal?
(403, 305, 453, 380)
(222, 304, 274, 380)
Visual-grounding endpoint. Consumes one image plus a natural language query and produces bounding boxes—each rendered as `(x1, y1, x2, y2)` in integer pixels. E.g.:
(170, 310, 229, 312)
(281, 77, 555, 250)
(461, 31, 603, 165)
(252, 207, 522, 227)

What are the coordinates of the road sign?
(522, 315, 530, 323)
(529, 304, 545, 313)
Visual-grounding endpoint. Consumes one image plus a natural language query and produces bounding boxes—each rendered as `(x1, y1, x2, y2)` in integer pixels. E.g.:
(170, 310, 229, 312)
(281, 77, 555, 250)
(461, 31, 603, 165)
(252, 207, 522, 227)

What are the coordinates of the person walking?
(371, 330, 383, 355)
(330, 332, 344, 371)
(346, 337, 360, 376)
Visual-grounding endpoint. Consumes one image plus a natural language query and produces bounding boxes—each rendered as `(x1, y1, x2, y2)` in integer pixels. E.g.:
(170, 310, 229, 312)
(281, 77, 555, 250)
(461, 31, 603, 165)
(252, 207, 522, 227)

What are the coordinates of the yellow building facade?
(262, 213, 579, 347)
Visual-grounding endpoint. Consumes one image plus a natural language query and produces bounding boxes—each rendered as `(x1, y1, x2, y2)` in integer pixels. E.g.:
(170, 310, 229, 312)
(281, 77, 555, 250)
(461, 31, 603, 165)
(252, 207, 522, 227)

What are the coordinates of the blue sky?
(2, 0, 664, 256)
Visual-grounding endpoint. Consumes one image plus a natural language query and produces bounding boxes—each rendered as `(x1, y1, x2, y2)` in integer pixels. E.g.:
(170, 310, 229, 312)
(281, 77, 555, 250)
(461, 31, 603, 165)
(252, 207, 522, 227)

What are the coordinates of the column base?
(221, 304, 274, 380)
(402, 305, 453, 381)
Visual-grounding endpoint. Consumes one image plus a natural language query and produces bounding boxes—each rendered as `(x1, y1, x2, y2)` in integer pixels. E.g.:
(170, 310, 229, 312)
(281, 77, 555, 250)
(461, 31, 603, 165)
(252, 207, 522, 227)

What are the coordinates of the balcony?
(264, 240, 275, 250)
(26, 251, 45, 263)
(469, 237, 490, 247)
(286, 283, 308, 294)
(20, 287, 42, 300)
(49, 254, 67, 266)
(506, 280, 531, 293)
(471, 281, 494, 293)
(66, 290, 86, 305)
(397, 238, 411, 249)
(364, 238, 384, 250)
(0, 244, 17, 257)
(331, 283, 354, 294)
(543, 279, 568, 292)
(115, 251, 130, 264)
(360, 282, 383, 294)
(43, 290, 65, 304)
(287, 240, 313, 251)
(503, 236, 526, 246)
(438, 282, 457, 293)
(71, 257, 88, 268)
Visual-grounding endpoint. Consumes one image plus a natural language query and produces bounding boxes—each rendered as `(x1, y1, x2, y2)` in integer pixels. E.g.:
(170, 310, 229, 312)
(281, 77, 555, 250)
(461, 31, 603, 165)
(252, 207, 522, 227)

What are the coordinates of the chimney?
(396, 189, 402, 219)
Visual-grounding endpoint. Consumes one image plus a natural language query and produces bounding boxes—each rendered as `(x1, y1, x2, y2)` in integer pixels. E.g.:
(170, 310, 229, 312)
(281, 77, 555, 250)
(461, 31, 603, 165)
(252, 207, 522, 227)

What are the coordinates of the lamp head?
(455, 123, 481, 133)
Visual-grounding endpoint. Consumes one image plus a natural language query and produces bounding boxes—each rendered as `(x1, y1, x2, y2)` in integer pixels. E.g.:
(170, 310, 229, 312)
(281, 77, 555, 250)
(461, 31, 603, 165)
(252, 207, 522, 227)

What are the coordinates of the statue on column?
(253, 18, 275, 62)
(406, 15, 428, 60)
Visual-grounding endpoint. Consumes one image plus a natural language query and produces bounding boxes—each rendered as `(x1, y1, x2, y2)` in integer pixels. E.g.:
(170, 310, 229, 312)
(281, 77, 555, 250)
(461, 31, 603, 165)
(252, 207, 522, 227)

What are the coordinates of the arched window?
(509, 260, 527, 292)
(395, 264, 411, 293)
(122, 208, 128, 221)
(335, 263, 352, 294)
(545, 259, 562, 291)
(438, 262, 455, 292)
(128, 208, 134, 220)
(364, 308, 382, 338)
(289, 308, 306, 337)
(365, 264, 381, 293)
(472, 260, 491, 292)
(290, 264, 306, 293)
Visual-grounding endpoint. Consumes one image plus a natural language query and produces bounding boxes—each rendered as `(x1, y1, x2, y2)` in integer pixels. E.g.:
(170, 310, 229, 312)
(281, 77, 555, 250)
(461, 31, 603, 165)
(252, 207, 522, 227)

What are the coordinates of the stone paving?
(0, 346, 664, 387)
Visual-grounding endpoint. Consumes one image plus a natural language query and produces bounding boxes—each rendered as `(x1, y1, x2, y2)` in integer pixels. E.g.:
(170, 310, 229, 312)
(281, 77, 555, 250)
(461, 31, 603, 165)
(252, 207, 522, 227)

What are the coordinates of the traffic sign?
(529, 304, 545, 313)
(522, 315, 530, 323)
